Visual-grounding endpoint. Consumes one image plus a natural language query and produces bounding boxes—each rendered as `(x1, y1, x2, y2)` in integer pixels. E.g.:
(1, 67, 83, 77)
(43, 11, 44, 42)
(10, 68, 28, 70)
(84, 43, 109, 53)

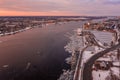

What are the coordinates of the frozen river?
(0, 21, 84, 80)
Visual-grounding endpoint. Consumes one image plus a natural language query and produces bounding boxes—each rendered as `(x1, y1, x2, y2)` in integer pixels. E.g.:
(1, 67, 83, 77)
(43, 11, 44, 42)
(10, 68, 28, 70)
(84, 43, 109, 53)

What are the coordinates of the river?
(0, 21, 84, 80)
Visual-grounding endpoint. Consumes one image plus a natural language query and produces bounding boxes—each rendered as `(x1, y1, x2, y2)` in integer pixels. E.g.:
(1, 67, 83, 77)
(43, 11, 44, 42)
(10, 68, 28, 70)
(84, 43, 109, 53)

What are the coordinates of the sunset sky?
(0, 0, 120, 16)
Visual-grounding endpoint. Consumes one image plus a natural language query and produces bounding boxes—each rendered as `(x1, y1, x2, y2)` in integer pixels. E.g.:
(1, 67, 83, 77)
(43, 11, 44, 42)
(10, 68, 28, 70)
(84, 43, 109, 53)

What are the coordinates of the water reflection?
(0, 21, 84, 80)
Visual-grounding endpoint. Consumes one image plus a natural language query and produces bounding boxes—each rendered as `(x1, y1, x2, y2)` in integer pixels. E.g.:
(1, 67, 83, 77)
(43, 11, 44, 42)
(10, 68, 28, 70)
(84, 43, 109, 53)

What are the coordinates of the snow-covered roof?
(97, 57, 112, 61)
(92, 31, 113, 44)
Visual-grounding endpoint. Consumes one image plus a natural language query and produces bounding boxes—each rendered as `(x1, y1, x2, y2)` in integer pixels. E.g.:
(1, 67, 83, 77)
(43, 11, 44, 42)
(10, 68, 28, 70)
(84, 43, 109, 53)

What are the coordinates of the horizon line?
(0, 15, 117, 17)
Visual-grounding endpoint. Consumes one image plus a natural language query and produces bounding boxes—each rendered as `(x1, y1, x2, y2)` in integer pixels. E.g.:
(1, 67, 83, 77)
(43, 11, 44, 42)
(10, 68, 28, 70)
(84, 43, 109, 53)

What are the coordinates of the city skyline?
(0, 0, 120, 16)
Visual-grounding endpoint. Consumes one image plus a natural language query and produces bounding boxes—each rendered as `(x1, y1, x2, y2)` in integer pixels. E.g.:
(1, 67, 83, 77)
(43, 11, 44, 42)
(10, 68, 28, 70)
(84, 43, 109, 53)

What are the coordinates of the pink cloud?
(0, 0, 120, 16)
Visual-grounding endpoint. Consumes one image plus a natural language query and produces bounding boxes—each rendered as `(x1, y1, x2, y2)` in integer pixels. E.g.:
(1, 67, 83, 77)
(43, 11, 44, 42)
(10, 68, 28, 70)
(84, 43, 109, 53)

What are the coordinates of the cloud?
(0, 0, 63, 12)
(0, 0, 120, 16)
(104, 0, 120, 4)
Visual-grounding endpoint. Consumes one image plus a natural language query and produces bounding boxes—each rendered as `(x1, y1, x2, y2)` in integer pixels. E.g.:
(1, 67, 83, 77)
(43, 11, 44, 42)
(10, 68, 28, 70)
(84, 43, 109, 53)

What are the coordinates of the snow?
(26, 62, 31, 70)
(65, 57, 72, 64)
(113, 62, 120, 66)
(92, 67, 120, 80)
(64, 28, 118, 80)
(76, 28, 82, 35)
(82, 51, 94, 62)
(25, 27, 32, 30)
(64, 34, 83, 54)
(97, 57, 111, 61)
(92, 70, 110, 80)
(92, 31, 113, 44)
(82, 51, 112, 63)
(95, 46, 104, 53)
(3, 65, 9, 68)
(111, 67, 120, 77)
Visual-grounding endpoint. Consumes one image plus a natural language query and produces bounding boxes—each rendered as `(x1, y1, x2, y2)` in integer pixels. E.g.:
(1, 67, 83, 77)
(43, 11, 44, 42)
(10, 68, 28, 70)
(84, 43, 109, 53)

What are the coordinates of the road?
(83, 43, 120, 80)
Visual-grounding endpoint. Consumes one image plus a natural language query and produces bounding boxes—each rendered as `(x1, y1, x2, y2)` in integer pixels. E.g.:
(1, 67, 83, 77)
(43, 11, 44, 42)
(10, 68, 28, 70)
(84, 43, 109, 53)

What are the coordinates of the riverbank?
(0, 21, 84, 80)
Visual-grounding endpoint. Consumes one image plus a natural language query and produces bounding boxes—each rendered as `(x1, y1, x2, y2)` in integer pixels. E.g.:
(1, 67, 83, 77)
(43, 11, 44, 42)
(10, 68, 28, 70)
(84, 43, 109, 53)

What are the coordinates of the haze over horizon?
(0, 0, 120, 16)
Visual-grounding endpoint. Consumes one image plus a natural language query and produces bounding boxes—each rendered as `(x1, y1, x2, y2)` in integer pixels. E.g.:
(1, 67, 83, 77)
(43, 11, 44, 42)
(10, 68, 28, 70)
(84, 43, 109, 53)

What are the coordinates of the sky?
(0, 0, 120, 16)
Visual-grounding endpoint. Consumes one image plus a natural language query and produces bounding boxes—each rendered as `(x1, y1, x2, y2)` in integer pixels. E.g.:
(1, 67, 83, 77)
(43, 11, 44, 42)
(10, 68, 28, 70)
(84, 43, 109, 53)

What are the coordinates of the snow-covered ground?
(92, 70, 110, 80)
(92, 67, 120, 80)
(111, 67, 120, 77)
(64, 28, 120, 80)
(82, 51, 94, 63)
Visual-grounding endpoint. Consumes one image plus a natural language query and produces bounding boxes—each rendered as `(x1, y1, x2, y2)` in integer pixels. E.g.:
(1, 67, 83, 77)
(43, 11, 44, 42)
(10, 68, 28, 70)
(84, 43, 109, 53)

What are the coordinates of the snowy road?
(83, 43, 120, 80)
